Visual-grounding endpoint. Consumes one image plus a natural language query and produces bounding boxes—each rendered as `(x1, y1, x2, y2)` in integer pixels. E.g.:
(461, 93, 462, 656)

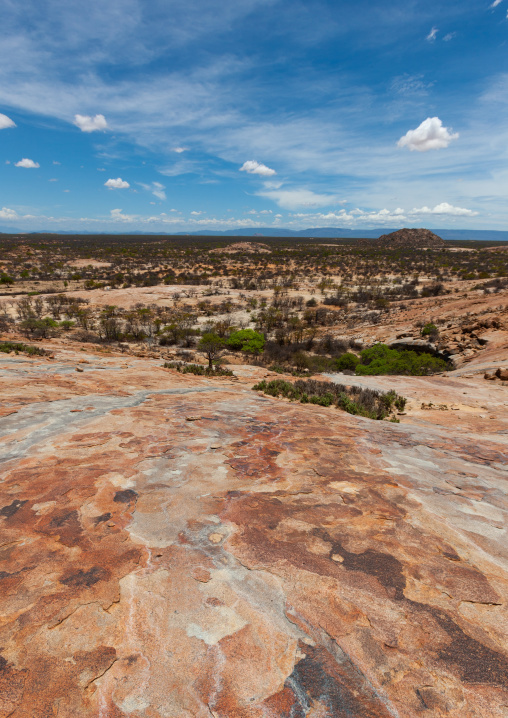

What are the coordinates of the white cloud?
(289, 207, 408, 226)
(391, 74, 432, 97)
(139, 181, 166, 200)
(0, 207, 18, 220)
(110, 208, 136, 221)
(0, 113, 16, 129)
(15, 158, 39, 168)
(74, 113, 108, 132)
(172, 147, 187, 153)
(258, 187, 339, 210)
(443, 32, 456, 42)
(491, 0, 503, 7)
(49, 178, 58, 182)
(105, 177, 130, 189)
(240, 160, 276, 177)
(152, 181, 166, 200)
(426, 27, 438, 42)
(409, 202, 478, 217)
(190, 210, 203, 215)
(397, 117, 459, 152)
(53, 160, 61, 165)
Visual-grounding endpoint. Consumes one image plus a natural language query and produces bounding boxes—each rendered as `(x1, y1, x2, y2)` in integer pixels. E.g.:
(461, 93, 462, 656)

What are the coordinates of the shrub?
(59, 320, 75, 331)
(421, 322, 438, 338)
(252, 378, 406, 420)
(356, 343, 449, 376)
(0, 341, 47, 356)
(164, 361, 234, 377)
(334, 352, 360, 371)
(227, 329, 265, 354)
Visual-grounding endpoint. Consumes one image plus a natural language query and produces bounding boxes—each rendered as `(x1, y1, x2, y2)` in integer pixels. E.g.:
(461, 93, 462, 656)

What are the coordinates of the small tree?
(198, 332, 225, 370)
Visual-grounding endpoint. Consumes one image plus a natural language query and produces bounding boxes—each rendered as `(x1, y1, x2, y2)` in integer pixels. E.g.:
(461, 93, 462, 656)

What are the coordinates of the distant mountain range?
(1, 226, 508, 242)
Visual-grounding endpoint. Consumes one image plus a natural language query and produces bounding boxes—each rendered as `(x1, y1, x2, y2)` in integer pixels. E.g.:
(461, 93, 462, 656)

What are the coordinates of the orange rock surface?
(1, 346, 507, 717)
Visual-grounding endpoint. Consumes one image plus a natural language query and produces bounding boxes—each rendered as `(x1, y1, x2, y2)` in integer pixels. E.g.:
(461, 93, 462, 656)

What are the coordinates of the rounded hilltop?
(375, 228, 445, 249)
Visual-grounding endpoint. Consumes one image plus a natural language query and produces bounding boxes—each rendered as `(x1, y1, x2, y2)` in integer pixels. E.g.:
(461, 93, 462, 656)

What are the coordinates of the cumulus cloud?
(190, 210, 203, 215)
(426, 27, 438, 42)
(74, 114, 108, 132)
(105, 177, 130, 189)
(0, 207, 18, 220)
(258, 187, 339, 210)
(409, 202, 478, 217)
(15, 158, 39, 168)
(172, 147, 187, 153)
(0, 114, 16, 129)
(240, 160, 276, 177)
(397, 117, 459, 152)
(110, 208, 136, 221)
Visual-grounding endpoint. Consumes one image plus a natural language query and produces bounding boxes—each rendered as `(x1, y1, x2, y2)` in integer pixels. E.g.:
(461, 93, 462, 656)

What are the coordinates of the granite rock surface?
(0, 347, 507, 717)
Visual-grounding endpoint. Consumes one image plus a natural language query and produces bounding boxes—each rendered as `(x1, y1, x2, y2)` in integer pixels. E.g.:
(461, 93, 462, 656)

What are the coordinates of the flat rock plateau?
(1, 344, 507, 718)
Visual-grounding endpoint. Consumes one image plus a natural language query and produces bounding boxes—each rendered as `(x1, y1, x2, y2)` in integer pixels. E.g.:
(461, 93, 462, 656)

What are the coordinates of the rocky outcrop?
(210, 242, 271, 254)
(376, 228, 445, 249)
(485, 367, 508, 381)
(0, 347, 507, 717)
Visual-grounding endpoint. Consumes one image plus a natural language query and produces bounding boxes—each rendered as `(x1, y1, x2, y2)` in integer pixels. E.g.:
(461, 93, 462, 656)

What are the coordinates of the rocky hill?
(376, 227, 445, 249)
(0, 342, 507, 716)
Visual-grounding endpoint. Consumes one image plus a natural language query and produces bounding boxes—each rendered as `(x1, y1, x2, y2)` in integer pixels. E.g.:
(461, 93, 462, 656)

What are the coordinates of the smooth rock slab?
(0, 352, 507, 717)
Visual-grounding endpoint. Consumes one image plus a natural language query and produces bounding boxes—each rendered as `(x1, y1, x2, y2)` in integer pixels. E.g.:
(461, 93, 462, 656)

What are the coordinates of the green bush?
(334, 352, 360, 371)
(421, 322, 438, 337)
(356, 343, 449, 376)
(59, 320, 75, 331)
(227, 329, 265, 354)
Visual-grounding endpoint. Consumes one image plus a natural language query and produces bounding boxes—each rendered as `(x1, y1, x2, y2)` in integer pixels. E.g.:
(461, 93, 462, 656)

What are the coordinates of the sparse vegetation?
(253, 378, 406, 420)
(164, 361, 234, 377)
(0, 341, 47, 356)
(0, 234, 505, 375)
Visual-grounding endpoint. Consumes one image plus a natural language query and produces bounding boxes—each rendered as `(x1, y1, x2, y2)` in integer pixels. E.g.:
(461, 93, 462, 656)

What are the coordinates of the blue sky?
(1, 0, 508, 233)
